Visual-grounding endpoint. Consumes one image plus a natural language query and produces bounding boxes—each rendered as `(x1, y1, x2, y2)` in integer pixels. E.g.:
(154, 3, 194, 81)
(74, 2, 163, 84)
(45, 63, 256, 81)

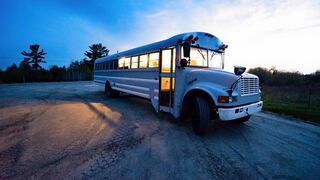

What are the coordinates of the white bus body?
(94, 32, 262, 134)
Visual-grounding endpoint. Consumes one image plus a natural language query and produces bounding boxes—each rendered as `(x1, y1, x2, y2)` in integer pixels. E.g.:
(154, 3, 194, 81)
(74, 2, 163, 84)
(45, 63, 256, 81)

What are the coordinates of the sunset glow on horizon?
(0, 0, 319, 74)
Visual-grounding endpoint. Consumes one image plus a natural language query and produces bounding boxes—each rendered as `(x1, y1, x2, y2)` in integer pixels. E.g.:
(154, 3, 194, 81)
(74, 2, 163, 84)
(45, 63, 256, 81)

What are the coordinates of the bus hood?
(185, 68, 258, 89)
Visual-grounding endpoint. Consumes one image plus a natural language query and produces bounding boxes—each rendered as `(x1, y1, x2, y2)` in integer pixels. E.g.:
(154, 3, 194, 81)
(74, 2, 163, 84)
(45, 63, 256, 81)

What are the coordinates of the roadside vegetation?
(248, 67, 320, 123)
(0, 43, 108, 83)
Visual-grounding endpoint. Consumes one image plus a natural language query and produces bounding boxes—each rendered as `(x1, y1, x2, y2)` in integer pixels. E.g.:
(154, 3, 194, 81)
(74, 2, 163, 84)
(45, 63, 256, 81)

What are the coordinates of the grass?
(261, 85, 320, 123)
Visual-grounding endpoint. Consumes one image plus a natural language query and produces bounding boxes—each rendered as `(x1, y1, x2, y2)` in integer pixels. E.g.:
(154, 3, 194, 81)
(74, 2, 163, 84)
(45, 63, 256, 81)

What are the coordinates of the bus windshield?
(188, 47, 224, 69)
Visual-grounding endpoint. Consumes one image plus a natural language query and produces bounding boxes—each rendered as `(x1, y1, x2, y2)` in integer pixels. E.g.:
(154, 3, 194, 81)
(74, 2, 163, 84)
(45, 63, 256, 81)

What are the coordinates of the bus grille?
(240, 77, 259, 96)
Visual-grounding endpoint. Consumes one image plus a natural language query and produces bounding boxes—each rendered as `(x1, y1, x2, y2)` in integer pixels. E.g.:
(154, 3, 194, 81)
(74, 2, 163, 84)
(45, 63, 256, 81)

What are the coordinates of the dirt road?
(0, 81, 319, 179)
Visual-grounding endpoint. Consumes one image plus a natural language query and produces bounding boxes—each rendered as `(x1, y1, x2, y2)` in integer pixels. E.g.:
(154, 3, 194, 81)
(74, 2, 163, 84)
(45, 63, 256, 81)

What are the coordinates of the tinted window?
(107, 61, 110, 70)
(114, 60, 118, 69)
(109, 61, 113, 70)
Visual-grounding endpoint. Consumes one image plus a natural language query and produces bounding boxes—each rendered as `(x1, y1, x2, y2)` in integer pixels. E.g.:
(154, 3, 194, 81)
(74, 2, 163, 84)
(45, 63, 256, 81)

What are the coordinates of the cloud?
(1, 0, 319, 73)
(129, 0, 320, 73)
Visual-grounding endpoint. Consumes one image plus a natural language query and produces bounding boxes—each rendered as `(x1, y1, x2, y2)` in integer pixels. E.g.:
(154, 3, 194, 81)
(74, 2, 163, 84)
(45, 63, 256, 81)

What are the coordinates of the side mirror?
(182, 41, 190, 58)
(234, 66, 246, 76)
(180, 58, 188, 67)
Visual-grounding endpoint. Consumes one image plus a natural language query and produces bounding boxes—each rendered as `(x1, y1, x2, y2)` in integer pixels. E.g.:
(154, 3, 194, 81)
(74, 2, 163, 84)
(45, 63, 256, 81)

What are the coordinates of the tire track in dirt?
(81, 123, 143, 179)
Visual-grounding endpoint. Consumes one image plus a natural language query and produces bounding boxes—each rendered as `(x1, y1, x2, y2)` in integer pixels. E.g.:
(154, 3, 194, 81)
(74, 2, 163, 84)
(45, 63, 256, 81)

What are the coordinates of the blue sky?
(0, 0, 156, 68)
(0, 0, 319, 73)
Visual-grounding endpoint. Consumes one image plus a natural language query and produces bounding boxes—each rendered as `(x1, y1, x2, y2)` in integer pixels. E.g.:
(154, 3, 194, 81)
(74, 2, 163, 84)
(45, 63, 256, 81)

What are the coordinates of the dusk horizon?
(1, 0, 319, 74)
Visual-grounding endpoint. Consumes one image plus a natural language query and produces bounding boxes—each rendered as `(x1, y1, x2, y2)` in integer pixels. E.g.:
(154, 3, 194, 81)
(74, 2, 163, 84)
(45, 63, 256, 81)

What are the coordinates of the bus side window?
(114, 60, 118, 69)
(161, 49, 171, 73)
(109, 61, 113, 70)
(131, 56, 138, 68)
(110, 61, 113, 70)
(124, 57, 130, 69)
(118, 58, 125, 69)
(139, 54, 148, 68)
(172, 48, 176, 72)
(149, 52, 159, 68)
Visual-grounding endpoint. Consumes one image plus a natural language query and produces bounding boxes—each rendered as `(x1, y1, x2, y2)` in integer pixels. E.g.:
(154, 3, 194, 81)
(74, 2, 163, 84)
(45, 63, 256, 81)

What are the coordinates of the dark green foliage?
(262, 86, 320, 123)
(66, 59, 92, 81)
(3, 64, 21, 82)
(49, 65, 66, 81)
(1, 59, 93, 83)
(21, 44, 47, 70)
(248, 67, 320, 122)
(248, 67, 320, 86)
(19, 58, 32, 83)
(1, 42, 99, 83)
(0, 68, 3, 83)
(84, 43, 109, 70)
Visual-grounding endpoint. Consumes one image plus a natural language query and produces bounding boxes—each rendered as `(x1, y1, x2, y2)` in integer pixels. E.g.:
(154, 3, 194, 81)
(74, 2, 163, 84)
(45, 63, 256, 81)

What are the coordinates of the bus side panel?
(94, 69, 159, 111)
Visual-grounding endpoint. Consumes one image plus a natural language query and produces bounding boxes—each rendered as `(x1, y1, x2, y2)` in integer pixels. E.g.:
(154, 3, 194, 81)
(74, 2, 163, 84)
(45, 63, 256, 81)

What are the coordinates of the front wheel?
(191, 96, 210, 135)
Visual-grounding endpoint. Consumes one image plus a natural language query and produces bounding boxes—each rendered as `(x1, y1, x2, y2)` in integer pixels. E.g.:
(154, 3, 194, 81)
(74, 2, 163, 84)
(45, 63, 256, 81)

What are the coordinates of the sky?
(0, 0, 319, 74)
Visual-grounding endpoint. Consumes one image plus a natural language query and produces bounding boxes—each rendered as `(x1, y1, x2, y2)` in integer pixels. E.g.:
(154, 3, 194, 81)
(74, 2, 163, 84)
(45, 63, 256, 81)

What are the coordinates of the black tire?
(105, 82, 119, 98)
(234, 115, 251, 123)
(180, 98, 192, 122)
(191, 96, 210, 135)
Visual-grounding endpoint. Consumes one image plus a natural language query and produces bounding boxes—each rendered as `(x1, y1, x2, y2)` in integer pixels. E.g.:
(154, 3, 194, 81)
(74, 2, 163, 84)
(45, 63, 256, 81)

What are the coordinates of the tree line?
(0, 43, 108, 83)
(248, 67, 320, 86)
(0, 43, 319, 86)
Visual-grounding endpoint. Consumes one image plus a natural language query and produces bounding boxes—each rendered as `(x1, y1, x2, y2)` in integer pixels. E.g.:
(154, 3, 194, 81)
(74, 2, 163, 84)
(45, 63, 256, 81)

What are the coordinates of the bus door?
(159, 48, 175, 111)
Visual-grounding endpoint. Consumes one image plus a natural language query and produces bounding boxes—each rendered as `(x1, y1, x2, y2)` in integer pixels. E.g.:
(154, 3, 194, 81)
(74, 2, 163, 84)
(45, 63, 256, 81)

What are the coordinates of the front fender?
(184, 82, 229, 106)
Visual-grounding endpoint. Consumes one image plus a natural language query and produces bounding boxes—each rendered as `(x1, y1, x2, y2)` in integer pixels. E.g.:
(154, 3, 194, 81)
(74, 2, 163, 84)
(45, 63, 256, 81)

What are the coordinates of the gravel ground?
(0, 81, 319, 179)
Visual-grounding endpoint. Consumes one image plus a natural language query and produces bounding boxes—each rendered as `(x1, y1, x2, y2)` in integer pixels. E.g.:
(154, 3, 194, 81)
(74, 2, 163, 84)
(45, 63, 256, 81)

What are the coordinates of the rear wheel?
(191, 96, 210, 135)
(234, 115, 251, 123)
(105, 82, 119, 98)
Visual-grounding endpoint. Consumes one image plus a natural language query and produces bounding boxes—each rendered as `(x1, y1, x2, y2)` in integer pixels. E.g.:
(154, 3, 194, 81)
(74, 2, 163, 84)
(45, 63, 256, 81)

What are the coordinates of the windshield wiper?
(197, 49, 206, 61)
(197, 49, 207, 65)
(209, 51, 215, 62)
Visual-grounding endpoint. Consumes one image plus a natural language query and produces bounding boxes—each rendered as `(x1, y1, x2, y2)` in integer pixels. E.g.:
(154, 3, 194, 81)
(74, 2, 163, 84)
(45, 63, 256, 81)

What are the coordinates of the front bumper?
(218, 101, 263, 121)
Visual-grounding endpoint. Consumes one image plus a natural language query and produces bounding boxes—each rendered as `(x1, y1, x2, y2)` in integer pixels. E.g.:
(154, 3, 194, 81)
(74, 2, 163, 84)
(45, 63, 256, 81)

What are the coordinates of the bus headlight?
(218, 96, 232, 103)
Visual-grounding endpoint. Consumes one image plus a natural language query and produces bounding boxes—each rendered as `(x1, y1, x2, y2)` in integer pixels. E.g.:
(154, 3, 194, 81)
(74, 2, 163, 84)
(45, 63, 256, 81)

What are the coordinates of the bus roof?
(95, 32, 224, 63)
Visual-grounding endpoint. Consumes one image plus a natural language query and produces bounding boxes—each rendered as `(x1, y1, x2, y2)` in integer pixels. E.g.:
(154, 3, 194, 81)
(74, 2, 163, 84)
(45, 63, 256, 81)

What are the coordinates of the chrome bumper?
(218, 101, 263, 121)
